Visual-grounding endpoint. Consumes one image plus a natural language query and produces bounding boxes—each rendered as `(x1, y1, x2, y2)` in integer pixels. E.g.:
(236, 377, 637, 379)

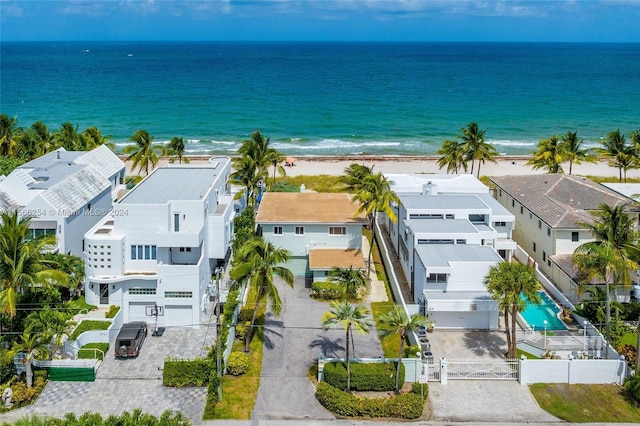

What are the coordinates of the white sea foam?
(490, 140, 536, 147)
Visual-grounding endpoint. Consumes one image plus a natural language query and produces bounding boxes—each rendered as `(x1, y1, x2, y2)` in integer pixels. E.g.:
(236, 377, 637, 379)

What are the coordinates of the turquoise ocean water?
(1, 41, 639, 156)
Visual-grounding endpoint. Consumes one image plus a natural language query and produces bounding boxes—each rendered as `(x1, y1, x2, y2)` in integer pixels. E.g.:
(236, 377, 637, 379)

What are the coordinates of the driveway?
(252, 277, 384, 420)
(0, 303, 218, 425)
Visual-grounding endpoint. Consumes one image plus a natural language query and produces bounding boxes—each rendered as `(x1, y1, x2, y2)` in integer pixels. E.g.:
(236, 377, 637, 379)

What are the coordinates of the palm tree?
(327, 266, 367, 300)
(230, 155, 260, 206)
(460, 122, 498, 178)
(238, 130, 283, 187)
(12, 332, 49, 387)
(596, 129, 637, 182)
(269, 150, 286, 191)
(82, 126, 115, 151)
(436, 139, 468, 174)
(351, 172, 399, 278)
(321, 300, 373, 392)
(339, 163, 375, 192)
(0, 114, 19, 158)
(526, 135, 565, 173)
(167, 136, 189, 164)
(484, 260, 540, 358)
(122, 129, 165, 175)
(559, 131, 596, 175)
(25, 306, 75, 358)
(0, 211, 68, 318)
(378, 305, 431, 393)
(16, 121, 55, 160)
(230, 237, 294, 352)
(53, 122, 82, 151)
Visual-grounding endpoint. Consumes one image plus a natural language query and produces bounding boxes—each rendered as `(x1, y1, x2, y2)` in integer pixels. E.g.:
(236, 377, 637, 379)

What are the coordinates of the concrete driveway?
(252, 277, 384, 420)
(0, 304, 218, 425)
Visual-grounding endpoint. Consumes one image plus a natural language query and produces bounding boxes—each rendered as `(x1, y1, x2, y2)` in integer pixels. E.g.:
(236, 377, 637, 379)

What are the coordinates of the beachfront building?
(490, 174, 635, 302)
(83, 159, 235, 328)
(0, 146, 125, 256)
(255, 192, 368, 281)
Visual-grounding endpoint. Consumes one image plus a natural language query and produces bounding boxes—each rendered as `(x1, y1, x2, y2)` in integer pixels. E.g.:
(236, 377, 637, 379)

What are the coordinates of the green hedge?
(163, 357, 212, 387)
(315, 381, 424, 419)
(78, 343, 109, 360)
(311, 281, 344, 300)
(411, 381, 429, 400)
(203, 372, 221, 420)
(323, 361, 404, 391)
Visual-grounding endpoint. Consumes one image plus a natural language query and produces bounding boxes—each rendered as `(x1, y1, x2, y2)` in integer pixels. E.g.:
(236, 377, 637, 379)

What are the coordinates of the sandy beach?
(124, 155, 621, 179)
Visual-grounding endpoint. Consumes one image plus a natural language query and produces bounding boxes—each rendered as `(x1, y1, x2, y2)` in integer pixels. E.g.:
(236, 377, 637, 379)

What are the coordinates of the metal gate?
(446, 358, 519, 380)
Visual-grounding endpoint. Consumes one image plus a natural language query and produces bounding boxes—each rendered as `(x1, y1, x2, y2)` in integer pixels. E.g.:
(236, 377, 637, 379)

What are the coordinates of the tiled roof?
(0, 190, 19, 213)
(308, 249, 365, 270)
(256, 193, 368, 224)
(41, 165, 110, 216)
(490, 175, 631, 229)
(76, 145, 125, 179)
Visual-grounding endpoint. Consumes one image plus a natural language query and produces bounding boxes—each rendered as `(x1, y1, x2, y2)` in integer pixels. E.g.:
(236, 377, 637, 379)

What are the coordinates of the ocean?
(1, 41, 639, 156)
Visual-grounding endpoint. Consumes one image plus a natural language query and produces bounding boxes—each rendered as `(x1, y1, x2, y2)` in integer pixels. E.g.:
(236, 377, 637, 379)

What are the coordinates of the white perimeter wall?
(520, 359, 627, 385)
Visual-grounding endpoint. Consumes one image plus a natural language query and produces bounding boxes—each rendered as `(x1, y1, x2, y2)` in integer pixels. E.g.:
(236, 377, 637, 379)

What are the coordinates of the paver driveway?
(252, 277, 384, 420)
(0, 303, 218, 425)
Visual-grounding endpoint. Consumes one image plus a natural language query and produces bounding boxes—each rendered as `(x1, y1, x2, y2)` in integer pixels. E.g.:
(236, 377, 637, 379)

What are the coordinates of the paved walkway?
(362, 236, 388, 303)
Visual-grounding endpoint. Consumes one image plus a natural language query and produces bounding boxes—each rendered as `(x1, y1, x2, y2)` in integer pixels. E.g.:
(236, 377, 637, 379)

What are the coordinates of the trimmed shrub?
(411, 381, 429, 399)
(226, 351, 250, 376)
(9, 376, 46, 404)
(0, 349, 15, 384)
(163, 357, 212, 387)
(203, 372, 221, 420)
(323, 361, 404, 391)
(624, 374, 640, 403)
(311, 281, 344, 300)
(404, 344, 421, 358)
(105, 305, 120, 319)
(315, 381, 424, 419)
(78, 343, 109, 361)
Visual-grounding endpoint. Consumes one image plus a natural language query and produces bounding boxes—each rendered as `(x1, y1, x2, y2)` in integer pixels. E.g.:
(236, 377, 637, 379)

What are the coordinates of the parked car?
(115, 322, 148, 358)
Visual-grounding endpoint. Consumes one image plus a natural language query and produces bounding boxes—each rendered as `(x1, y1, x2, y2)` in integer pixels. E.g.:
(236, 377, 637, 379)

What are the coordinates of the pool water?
(520, 291, 567, 330)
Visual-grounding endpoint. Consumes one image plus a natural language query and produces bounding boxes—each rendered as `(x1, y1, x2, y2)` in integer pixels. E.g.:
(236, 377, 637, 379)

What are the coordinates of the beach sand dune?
(124, 155, 622, 179)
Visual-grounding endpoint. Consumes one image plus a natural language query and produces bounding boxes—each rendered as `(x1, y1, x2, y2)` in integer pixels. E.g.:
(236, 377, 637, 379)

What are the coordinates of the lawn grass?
(516, 348, 539, 359)
(529, 383, 640, 423)
(276, 175, 345, 193)
(620, 331, 638, 348)
(371, 301, 401, 357)
(70, 319, 111, 340)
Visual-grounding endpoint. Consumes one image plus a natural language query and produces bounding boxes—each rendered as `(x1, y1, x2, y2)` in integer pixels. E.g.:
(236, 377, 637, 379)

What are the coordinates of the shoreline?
(121, 154, 622, 179)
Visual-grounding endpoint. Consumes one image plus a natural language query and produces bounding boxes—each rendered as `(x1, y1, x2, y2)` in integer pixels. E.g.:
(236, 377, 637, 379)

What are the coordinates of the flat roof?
(415, 244, 502, 267)
(308, 248, 365, 270)
(27, 163, 86, 190)
(256, 192, 367, 224)
(405, 218, 479, 234)
(423, 291, 494, 301)
(400, 194, 489, 211)
(120, 165, 222, 204)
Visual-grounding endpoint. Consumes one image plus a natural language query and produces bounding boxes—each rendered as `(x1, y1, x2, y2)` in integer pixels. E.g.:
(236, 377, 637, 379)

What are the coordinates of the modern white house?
(0, 146, 125, 256)
(382, 174, 515, 330)
(255, 192, 368, 280)
(83, 159, 235, 328)
(490, 174, 635, 301)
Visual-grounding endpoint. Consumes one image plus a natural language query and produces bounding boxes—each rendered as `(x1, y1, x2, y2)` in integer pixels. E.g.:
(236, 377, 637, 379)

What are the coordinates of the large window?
(426, 273, 447, 283)
(165, 291, 192, 298)
(273, 226, 283, 235)
(571, 231, 579, 242)
(130, 288, 156, 295)
(295, 226, 304, 236)
(131, 245, 157, 260)
(329, 226, 346, 235)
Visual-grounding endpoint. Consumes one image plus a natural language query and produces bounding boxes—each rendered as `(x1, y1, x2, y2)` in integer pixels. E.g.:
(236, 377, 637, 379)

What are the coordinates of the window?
(543, 251, 546, 262)
(445, 214, 454, 219)
(274, 226, 283, 235)
(165, 291, 193, 298)
(174, 213, 180, 232)
(137, 245, 143, 259)
(512, 199, 515, 207)
(131, 246, 137, 260)
(533, 242, 537, 252)
(547, 227, 551, 237)
(493, 222, 506, 227)
(499, 189, 502, 197)
(572, 232, 579, 242)
(538, 220, 542, 229)
(144, 245, 150, 259)
(426, 273, 447, 283)
(131, 245, 157, 260)
(455, 239, 466, 244)
(520, 206, 523, 214)
(409, 214, 443, 219)
(329, 226, 346, 235)
(295, 226, 304, 235)
(130, 288, 156, 295)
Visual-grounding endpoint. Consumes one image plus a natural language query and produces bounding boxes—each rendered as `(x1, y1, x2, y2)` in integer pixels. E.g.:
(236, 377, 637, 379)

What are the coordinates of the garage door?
(129, 302, 153, 323)
(165, 305, 193, 327)
(285, 256, 310, 277)
(431, 311, 490, 329)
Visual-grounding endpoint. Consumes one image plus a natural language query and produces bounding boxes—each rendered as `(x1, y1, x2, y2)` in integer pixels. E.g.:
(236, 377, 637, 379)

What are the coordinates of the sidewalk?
(362, 236, 388, 303)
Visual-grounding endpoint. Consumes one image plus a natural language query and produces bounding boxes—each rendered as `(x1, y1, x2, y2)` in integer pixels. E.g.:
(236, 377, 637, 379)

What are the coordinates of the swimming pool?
(520, 291, 567, 330)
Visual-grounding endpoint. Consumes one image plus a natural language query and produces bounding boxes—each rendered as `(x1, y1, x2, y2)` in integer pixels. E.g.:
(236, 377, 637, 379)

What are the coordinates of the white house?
(83, 159, 235, 328)
(255, 192, 368, 280)
(0, 146, 125, 256)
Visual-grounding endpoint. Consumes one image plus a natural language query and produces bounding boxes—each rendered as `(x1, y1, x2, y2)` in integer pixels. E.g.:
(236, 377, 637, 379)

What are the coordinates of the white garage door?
(165, 305, 193, 327)
(431, 311, 490, 329)
(129, 302, 153, 323)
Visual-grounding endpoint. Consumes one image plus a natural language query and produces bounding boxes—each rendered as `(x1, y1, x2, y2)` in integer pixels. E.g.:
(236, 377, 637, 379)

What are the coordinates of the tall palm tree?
(12, 332, 49, 387)
(0, 212, 68, 319)
(526, 135, 565, 173)
(238, 130, 283, 185)
(321, 300, 373, 392)
(53, 122, 82, 151)
(327, 266, 367, 300)
(560, 131, 596, 175)
(230, 155, 260, 206)
(16, 121, 55, 160)
(122, 129, 165, 176)
(436, 139, 468, 174)
(352, 172, 399, 278)
(269, 151, 286, 191)
(25, 306, 75, 358)
(339, 163, 375, 192)
(460, 122, 498, 178)
(167, 136, 189, 164)
(484, 261, 540, 358)
(0, 114, 20, 158)
(230, 237, 294, 352)
(82, 126, 115, 151)
(378, 305, 431, 394)
(596, 129, 637, 182)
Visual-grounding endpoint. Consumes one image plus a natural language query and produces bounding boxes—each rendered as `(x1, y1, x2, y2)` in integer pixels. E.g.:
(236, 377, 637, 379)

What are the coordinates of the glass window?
(165, 291, 193, 298)
(547, 227, 551, 237)
(131, 245, 136, 260)
(151, 245, 157, 259)
(571, 232, 579, 242)
(144, 245, 150, 259)
(130, 288, 156, 295)
(329, 226, 346, 235)
(533, 242, 537, 252)
(174, 213, 180, 232)
(137, 245, 143, 259)
(295, 226, 304, 235)
(274, 226, 283, 235)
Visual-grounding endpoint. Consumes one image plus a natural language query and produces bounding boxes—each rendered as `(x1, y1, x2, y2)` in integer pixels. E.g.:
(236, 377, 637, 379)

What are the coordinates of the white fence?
(520, 358, 627, 385)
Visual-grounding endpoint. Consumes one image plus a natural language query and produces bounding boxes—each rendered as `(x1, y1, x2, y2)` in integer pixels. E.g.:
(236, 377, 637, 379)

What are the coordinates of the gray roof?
(0, 190, 19, 213)
(20, 148, 83, 169)
(490, 174, 632, 229)
(475, 193, 513, 217)
(405, 218, 479, 234)
(27, 163, 86, 190)
(400, 194, 489, 211)
(423, 291, 494, 301)
(601, 183, 640, 200)
(120, 165, 221, 204)
(76, 145, 125, 179)
(41, 165, 110, 215)
(549, 253, 579, 282)
(415, 244, 502, 268)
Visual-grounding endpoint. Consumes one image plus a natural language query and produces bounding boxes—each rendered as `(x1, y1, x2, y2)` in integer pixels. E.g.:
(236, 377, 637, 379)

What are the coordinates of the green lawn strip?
(371, 301, 401, 357)
(620, 332, 638, 348)
(516, 348, 539, 359)
(70, 320, 111, 340)
(277, 175, 345, 193)
(214, 293, 265, 419)
(530, 383, 640, 423)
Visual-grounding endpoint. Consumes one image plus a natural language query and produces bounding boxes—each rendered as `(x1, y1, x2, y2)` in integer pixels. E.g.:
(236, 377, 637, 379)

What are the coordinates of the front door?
(100, 284, 109, 305)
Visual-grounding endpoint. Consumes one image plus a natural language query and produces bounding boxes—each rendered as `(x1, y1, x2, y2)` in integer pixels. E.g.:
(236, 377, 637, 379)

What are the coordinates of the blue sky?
(2, 0, 639, 42)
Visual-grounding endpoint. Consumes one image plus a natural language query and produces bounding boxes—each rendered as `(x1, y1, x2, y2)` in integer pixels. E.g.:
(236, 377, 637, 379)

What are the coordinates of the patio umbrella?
(285, 157, 296, 166)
